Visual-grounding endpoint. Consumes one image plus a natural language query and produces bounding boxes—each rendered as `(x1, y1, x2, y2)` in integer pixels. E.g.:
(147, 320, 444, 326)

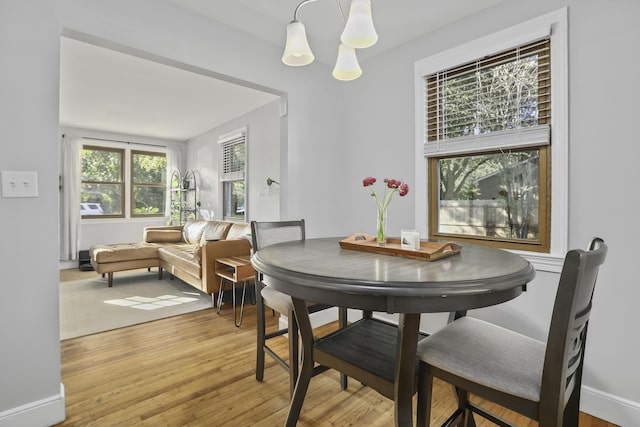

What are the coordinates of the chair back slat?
(565, 324, 585, 381)
(251, 220, 305, 252)
(565, 304, 592, 381)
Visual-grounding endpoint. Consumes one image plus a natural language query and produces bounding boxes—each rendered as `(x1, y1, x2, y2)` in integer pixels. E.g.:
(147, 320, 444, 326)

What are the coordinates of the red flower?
(362, 176, 377, 187)
(399, 183, 409, 197)
(387, 179, 400, 189)
(363, 176, 409, 211)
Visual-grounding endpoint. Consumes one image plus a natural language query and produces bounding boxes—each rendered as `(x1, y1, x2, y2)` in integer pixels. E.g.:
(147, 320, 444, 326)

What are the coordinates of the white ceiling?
(59, 37, 279, 141)
(59, 0, 505, 141)
(169, 0, 505, 65)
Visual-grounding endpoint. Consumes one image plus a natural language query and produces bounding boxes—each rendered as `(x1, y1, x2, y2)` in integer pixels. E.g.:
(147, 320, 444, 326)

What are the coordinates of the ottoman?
(89, 242, 160, 287)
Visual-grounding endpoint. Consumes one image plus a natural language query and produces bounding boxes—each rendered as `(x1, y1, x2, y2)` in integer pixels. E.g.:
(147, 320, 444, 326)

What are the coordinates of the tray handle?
(342, 233, 377, 243)
(436, 242, 463, 254)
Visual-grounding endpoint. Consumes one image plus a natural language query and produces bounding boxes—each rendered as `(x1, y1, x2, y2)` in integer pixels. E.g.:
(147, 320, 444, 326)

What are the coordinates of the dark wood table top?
(251, 237, 536, 314)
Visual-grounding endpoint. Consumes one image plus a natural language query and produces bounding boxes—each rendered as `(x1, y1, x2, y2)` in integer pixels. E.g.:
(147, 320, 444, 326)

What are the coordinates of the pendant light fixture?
(282, 0, 378, 81)
(282, 20, 315, 66)
(341, 0, 378, 49)
(332, 43, 362, 81)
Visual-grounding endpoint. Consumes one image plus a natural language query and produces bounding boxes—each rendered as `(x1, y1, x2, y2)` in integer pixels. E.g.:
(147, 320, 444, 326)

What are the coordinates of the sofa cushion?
(225, 222, 251, 241)
(200, 221, 232, 243)
(144, 228, 183, 243)
(158, 245, 201, 278)
(182, 221, 209, 245)
(90, 242, 158, 263)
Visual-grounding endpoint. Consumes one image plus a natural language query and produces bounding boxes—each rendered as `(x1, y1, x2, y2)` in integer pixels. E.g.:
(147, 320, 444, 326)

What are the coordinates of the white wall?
(337, 0, 640, 424)
(0, 1, 65, 425)
(185, 99, 282, 223)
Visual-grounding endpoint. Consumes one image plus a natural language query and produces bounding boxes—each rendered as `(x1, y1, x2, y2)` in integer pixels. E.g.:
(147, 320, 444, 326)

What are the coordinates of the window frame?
(426, 38, 551, 253)
(130, 149, 167, 218)
(218, 127, 248, 222)
(80, 142, 168, 221)
(428, 145, 551, 252)
(81, 145, 125, 219)
(414, 8, 568, 271)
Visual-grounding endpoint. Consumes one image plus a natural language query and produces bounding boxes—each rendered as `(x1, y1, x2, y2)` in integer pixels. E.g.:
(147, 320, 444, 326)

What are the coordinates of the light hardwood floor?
(57, 269, 616, 426)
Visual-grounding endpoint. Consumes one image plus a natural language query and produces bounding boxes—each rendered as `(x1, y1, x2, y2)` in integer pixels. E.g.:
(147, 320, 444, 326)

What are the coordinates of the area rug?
(60, 271, 212, 340)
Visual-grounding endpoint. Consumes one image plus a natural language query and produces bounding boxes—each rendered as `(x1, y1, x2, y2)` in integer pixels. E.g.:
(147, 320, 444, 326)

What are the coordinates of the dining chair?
(251, 220, 347, 397)
(415, 237, 608, 427)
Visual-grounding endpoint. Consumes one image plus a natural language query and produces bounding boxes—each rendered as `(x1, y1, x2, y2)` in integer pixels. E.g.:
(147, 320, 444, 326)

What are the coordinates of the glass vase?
(376, 208, 387, 246)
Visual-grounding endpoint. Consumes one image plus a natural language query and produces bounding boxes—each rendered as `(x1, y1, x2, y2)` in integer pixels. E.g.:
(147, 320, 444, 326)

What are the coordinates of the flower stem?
(377, 207, 386, 246)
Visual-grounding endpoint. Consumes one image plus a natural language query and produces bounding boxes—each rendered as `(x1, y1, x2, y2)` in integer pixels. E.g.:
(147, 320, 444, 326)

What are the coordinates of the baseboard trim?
(59, 260, 76, 270)
(581, 385, 640, 426)
(0, 383, 66, 427)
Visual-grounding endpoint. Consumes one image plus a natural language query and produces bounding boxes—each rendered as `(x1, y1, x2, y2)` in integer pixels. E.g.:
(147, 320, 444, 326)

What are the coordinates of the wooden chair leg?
(456, 386, 474, 427)
(256, 292, 266, 382)
(338, 307, 348, 390)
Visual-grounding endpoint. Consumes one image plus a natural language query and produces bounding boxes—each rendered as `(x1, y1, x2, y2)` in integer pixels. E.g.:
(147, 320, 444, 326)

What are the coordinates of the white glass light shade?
(340, 0, 378, 49)
(282, 21, 314, 66)
(332, 44, 362, 81)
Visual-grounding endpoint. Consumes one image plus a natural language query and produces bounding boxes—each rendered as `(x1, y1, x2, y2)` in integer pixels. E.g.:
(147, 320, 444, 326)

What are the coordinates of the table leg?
(394, 313, 421, 427)
(216, 278, 225, 314)
(285, 297, 315, 427)
(234, 281, 247, 327)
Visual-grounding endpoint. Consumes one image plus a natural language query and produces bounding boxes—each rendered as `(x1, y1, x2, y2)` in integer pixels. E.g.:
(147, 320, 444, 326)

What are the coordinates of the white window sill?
(513, 250, 564, 273)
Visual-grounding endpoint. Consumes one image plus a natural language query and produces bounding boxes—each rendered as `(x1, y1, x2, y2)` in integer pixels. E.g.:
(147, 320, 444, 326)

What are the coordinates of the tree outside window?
(81, 146, 124, 217)
(131, 150, 167, 217)
(81, 145, 167, 219)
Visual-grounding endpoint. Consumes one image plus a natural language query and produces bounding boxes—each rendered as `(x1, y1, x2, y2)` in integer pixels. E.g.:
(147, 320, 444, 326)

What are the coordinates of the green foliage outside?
(81, 148, 122, 215)
(81, 148, 167, 216)
(132, 152, 167, 215)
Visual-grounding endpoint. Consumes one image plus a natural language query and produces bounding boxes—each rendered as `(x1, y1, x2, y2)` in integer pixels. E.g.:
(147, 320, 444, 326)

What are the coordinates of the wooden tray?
(339, 233, 462, 261)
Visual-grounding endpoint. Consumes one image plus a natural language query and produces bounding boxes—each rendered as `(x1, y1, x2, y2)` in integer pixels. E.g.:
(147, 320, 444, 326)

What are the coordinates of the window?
(81, 144, 167, 219)
(415, 8, 568, 262)
(219, 128, 247, 221)
(426, 39, 550, 252)
(131, 150, 167, 217)
(81, 146, 124, 217)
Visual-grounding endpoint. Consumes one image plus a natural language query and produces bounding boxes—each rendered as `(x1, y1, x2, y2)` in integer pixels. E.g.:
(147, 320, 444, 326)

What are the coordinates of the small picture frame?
(401, 229, 421, 251)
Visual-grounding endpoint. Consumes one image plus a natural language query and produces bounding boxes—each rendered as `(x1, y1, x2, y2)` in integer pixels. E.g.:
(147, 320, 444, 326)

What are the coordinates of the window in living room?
(81, 145, 167, 219)
(131, 150, 167, 217)
(81, 145, 124, 217)
(219, 128, 247, 221)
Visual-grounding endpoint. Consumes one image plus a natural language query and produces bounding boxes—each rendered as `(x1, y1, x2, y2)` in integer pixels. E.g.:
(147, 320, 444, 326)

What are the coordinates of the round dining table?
(251, 237, 536, 426)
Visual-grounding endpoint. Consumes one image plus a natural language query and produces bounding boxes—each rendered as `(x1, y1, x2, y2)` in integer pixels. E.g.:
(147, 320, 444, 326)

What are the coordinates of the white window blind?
(219, 130, 246, 182)
(425, 38, 550, 157)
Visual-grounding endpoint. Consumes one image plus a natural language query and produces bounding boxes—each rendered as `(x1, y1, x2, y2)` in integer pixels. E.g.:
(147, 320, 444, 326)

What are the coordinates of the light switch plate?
(1, 171, 39, 198)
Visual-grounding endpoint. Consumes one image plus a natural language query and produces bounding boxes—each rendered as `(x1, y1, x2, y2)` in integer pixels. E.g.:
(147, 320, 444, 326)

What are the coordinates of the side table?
(215, 255, 255, 327)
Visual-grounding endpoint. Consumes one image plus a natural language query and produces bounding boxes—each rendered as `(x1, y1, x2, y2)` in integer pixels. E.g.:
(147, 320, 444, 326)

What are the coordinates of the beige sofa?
(89, 220, 252, 298)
